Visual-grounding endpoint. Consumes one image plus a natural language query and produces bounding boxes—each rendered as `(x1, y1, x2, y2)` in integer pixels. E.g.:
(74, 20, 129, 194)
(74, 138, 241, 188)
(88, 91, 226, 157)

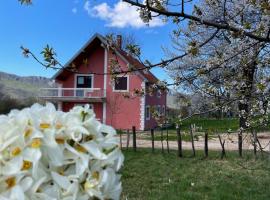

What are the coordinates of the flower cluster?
(0, 103, 124, 200)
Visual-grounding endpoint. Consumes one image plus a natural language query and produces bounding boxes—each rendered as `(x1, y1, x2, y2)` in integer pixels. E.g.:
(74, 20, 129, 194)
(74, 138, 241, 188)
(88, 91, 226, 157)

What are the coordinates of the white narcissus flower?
(0, 103, 124, 200)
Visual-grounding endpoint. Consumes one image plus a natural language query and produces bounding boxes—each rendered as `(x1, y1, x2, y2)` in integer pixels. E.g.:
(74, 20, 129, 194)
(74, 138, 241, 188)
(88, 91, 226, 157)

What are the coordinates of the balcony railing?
(40, 88, 106, 99)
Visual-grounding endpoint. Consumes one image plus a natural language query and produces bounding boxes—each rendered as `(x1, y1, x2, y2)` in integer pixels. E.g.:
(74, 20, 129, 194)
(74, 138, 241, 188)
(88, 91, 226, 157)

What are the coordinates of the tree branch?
(123, 0, 270, 43)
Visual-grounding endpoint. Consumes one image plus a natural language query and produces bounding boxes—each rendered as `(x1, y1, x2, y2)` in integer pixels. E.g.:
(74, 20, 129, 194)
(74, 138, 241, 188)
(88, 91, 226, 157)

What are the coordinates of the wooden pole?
(119, 130, 122, 150)
(218, 134, 226, 159)
(190, 125, 195, 157)
(126, 129, 130, 149)
(238, 130, 243, 157)
(166, 125, 170, 153)
(151, 129, 155, 152)
(161, 127, 164, 153)
(252, 128, 257, 157)
(132, 126, 136, 152)
(204, 132, 208, 157)
(176, 127, 183, 157)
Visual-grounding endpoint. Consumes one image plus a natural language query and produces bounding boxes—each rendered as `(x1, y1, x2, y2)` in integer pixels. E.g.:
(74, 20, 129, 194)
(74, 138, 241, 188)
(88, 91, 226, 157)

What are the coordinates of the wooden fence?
(118, 126, 270, 159)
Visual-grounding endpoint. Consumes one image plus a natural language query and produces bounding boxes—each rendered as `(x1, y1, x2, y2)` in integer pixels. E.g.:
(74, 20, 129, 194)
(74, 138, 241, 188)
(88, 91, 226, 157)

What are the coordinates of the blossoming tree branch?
(18, 0, 270, 156)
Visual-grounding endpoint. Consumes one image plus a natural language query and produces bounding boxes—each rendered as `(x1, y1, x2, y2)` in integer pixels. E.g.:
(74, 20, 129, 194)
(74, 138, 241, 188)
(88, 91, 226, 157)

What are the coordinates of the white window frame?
(74, 74, 94, 89)
(145, 105, 150, 120)
(113, 75, 129, 92)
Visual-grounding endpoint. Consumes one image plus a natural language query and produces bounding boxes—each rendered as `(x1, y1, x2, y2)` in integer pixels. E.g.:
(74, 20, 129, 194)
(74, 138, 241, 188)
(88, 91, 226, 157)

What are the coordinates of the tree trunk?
(237, 56, 257, 157)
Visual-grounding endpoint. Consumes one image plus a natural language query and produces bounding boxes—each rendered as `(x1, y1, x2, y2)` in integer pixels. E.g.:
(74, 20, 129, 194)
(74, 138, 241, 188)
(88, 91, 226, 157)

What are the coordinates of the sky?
(0, 0, 186, 82)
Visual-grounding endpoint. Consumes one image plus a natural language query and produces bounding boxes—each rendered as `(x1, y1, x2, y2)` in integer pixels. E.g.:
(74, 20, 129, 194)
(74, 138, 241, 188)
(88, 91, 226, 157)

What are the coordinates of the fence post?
(126, 129, 130, 149)
(132, 126, 136, 152)
(176, 126, 183, 157)
(238, 130, 243, 157)
(166, 125, 170, 153)
(204, 132, 208, 157)
(151, 129, 155, 152)
(190, 125, 195, 157)
(252, 128, 257, 158)
(218, 134, 226, 159)
(119, 130, 122, 150)
(161, 127, 164, 153)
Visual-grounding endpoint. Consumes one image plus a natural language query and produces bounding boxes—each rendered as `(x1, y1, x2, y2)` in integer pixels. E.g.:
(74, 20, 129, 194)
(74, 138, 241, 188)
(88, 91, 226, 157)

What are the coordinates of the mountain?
(0, 71, 52, 99)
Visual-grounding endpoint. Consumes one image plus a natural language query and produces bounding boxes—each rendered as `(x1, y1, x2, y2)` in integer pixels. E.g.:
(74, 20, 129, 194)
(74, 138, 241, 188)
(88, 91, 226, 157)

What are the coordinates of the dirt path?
(119, 133, 270, 151)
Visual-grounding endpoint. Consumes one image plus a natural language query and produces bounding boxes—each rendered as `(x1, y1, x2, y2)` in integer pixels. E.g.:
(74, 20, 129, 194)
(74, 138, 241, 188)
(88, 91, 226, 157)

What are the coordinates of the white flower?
(0, 103, 124, 200)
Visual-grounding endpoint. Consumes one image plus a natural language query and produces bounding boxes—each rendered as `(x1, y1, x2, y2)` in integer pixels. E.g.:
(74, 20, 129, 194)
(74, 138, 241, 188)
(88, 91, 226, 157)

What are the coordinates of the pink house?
(41, 34, 166, 130)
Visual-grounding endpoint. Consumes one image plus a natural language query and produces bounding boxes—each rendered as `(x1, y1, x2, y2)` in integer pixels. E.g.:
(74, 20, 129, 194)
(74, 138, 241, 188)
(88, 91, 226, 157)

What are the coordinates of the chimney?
(116, 35, 122, 49)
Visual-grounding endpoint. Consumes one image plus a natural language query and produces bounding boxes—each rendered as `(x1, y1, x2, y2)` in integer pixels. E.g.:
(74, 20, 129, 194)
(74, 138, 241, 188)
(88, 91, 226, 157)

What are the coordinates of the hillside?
(0, 71, 51, 99)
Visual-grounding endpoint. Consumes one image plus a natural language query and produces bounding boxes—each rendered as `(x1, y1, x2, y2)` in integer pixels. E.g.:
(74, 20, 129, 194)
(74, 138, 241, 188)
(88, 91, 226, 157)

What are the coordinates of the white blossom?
(0, 103, 124, 200)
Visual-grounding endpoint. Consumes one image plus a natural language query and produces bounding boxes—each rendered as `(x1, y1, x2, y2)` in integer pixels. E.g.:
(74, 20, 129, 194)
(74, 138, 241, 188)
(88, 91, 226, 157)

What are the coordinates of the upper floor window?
(114, 76, 128, 91)
(76, 75, 93, 88)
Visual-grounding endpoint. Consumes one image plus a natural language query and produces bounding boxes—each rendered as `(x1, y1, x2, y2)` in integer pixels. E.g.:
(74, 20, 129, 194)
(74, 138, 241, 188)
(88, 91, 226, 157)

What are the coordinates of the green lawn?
(177, 117, 239, 132)
(174, 117, 270, 133)
(141, 129, 215, 142)
(120, 149, 270, 200)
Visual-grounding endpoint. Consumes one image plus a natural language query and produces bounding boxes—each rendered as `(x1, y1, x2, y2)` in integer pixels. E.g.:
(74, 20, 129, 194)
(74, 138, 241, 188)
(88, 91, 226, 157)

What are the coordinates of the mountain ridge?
(0, 71, 52, 99)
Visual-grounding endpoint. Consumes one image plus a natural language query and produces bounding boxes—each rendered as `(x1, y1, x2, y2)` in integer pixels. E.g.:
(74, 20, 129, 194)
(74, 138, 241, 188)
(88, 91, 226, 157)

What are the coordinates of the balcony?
(39, 88, 106, 102)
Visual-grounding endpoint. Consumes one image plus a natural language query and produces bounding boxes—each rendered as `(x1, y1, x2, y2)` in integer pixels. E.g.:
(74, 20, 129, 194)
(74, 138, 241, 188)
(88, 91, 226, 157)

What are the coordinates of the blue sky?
(0, 0, 184, 82)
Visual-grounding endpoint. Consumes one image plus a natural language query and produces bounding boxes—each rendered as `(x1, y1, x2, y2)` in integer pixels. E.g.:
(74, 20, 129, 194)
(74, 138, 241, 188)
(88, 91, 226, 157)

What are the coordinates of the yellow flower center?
(24, 128, 33, 137)
(84, 181, 95, 190)
(75, 144, 87, 153)
(58, 169, 65, 176)
(85, 135, 94, 141)
(92, 171, 99, 180)
(5, 177, 16, 189)
(39, 123, 51, 129)
(55, 138, 65, 144)
(55, 123, 63, 129)
(37, 188, 42, 193)
(21, 160, 32, 170)
(31, 138, 42, 148)
(11, 147, 21, 156)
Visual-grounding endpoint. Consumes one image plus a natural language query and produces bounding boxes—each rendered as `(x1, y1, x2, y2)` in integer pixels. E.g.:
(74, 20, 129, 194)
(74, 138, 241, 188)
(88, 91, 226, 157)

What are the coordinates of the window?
(146, 106, 150, 120)
(114, 76, 128, 91)
(162, 105, 166, 116)
(76, 75, 93, 97)
(157, 90, 161, 98)
(157, 105, 161, 114)
(76, 75, 92, 88)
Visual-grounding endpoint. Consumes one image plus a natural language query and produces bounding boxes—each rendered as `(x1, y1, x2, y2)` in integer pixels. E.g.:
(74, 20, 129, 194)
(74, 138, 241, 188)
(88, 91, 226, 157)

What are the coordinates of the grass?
(140, 129, 216, 142)
(120, 149, 270, 200)
(177, 117, 239, 132)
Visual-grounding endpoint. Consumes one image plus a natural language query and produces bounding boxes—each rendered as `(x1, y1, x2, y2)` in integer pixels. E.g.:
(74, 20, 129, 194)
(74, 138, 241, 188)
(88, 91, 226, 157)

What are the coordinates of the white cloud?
(72, 7, 77, 14)
(84, 0, 164, 28)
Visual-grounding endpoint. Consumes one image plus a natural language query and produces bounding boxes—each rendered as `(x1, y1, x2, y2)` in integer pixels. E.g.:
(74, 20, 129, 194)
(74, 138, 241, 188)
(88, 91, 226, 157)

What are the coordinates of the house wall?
(145, 89, 167, 130)
(55, 42, 162, 130)
(57, 45, 105, 89)
(62, 102, 103, 121)
(56, 45, 105, 121)
(105, 49, 143, 130)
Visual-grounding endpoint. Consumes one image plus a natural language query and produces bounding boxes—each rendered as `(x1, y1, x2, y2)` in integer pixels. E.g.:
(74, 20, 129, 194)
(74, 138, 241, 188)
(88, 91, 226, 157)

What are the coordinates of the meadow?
(120, 149, 270, 200)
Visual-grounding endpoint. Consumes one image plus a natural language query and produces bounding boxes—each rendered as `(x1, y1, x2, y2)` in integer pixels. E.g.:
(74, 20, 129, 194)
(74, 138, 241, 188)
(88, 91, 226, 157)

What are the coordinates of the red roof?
(53, 34, 159, 83)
